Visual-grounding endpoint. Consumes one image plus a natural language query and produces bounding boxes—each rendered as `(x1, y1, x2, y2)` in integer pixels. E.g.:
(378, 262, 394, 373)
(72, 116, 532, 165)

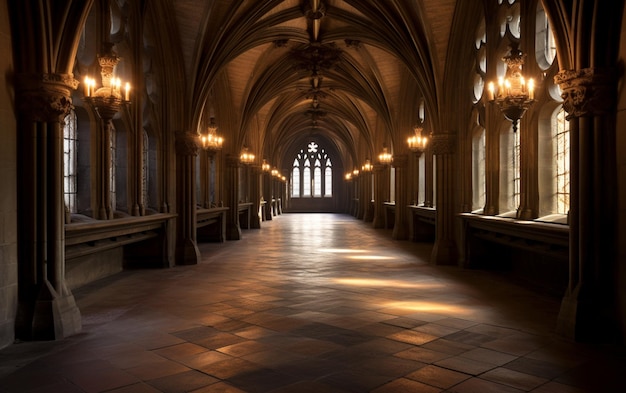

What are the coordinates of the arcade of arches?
(1, 0, 626, 356)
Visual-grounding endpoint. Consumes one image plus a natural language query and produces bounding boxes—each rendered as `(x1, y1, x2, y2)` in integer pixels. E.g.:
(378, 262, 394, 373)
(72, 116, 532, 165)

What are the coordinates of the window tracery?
(290, 141, 332, 198)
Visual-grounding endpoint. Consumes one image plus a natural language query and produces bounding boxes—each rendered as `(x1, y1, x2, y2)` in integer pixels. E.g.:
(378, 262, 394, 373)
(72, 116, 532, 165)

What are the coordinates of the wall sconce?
(378, 145, 393, 165)
(345, 172, 352, 181)
(487, 43, 535, 133)
(271, 168, 279, 177)
(240, 146, 255, 164)
(83, 43, 130, 119)
(200, 118, 223, 153)
(407, 123, 428, 154)
(361, 159, 372, 172)
(281, 175, 286, 182)
(352, 169, 360, 177)
(262, 159, 271, 172)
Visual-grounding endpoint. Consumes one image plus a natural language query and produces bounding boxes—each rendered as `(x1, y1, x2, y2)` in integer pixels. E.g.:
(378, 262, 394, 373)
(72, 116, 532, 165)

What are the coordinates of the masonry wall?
(0, 2, 17, 349)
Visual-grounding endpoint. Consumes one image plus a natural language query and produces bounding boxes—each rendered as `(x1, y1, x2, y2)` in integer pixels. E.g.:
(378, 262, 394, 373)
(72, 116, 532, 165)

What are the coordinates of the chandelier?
(407, 123, 428, 153)
(200, 118, 223, 152)
(240, 146, 255, 165)
(487, 43, 535, 133)
(361, 159, 372, 172)
(378, 145, 393, 165)
(83, 43, 130, 119)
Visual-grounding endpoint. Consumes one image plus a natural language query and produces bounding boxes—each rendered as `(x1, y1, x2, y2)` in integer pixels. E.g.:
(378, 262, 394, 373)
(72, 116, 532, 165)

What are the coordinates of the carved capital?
(15, 73, 79, 122)
(554, 67, 616, 120)
(430, 132, 456, 155)
(175, 131, 199, 156)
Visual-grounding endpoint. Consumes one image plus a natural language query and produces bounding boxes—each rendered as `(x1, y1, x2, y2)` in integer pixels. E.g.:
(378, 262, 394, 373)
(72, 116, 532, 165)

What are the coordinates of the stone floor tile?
(421, 338, 475, 355)
(414, 322, 462, 337)
(447, 377, 525, 393)
(189, 381, 247, 393)
(459, 347, 517, 366)
(406, 364, 471, 389)
(388, 330, 439, 346)
(395, 346, 452, 364)
(481, 367, 548, 391)
(370, 377, 443, 393)
(146, 370, 219, 393)
(434, 355, 497, 376)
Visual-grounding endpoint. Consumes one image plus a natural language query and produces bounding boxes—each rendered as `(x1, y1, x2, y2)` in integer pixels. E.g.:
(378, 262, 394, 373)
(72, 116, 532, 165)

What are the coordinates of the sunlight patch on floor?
(332, 277, 441, 289)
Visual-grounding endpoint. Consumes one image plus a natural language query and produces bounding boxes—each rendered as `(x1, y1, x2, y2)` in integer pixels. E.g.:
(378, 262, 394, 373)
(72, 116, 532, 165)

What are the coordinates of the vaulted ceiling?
(168, 0, 457, 168)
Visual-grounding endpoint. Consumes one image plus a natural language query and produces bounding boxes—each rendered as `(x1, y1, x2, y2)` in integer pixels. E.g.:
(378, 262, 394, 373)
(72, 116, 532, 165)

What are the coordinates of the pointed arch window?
(63, 109, 78, 213)
(554, 107, 569, 214)
(290, 141, 333, 198)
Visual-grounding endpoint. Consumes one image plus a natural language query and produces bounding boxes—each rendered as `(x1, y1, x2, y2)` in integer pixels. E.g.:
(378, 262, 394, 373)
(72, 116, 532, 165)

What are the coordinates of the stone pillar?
(263, 170, 273, 220)
(225, 154, 242, 240)
(362, 170, 373, 222)
(249, 165, 262, 229)
(555, 68, 619, 341)
(14, 73, 82, 340)
(392, 154, 409, 240)
(430, 132, 458, 265)
(174, 131, 200, 265)
(372, 164, 387, 228)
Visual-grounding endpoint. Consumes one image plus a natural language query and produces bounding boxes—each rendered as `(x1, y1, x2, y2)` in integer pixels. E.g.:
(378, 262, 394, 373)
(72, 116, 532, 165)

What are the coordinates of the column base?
(431, 238, 457, 265)
(16, 281, 82, 341)
(176, 237, 200, 265)
(557, 292, 619, 342)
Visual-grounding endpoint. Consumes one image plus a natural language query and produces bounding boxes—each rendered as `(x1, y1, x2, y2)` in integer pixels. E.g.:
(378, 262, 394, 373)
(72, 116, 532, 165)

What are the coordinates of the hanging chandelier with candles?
(361, 159, 372, 172)
(200, 118, 223, 153)
(83, 43, 131, 119)
(378, 145, 393, 165)
(240, 146, 255, 164)
(407, 122, 428, 153)
(487, 43, 535, 133)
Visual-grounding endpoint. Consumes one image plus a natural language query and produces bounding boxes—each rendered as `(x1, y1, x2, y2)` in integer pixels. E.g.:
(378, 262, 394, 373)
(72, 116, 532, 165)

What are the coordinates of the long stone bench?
(64, 213, 176, 289)
(459, 213, 569, 294)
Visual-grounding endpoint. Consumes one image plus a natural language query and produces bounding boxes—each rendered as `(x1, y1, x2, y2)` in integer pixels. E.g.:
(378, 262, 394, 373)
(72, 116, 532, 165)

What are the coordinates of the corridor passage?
(0, 214, 624, 392)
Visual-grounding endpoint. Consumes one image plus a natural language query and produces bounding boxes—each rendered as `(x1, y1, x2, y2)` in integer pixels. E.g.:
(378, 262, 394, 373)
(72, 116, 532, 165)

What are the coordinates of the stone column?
(14, 73, 82, 340)
(392, 154, 409, 240)
(174, 131, 200, 265)
(225, 154, 242, 240)
(249, 165, 262, 228)
(430, 132, 458, 265)
(372, 164, 387, 228)
(263, 170, 273, 220)
(555, 68, 619, 341)
(362, 170, 373, 222)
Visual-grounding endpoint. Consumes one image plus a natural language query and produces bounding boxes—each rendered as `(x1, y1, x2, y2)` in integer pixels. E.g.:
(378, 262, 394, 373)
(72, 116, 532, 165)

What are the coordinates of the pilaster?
(554, 67, 620, 341)
(430, 132, 458, 265)
(392, 154, 409, 240)
(225, 154, 242, 240)
(174, 131, 200, 265)
(14, 72, 82, 340)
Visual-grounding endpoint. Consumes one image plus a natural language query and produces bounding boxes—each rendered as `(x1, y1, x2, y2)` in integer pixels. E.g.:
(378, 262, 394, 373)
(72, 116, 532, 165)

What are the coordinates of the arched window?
(553, 107, 570, 215)
(291, 158, 300, 198)
(63, 109, 78, 213)
(290, 141, 333, 198)
(472, 128, 486, 212)
(499, 126, 519, 214)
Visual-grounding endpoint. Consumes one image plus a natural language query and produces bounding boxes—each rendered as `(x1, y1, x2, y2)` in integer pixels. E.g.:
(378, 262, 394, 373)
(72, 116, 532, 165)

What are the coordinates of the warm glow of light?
(383, 301, 471, 315)
(319, 248, 366, 253)
(333, 278, 441, 289)
(346, 255, 395, 261)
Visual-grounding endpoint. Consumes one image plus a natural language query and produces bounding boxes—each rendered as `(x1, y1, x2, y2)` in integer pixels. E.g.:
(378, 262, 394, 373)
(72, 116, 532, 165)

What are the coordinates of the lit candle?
(520, 77, 526, 92)
(84, 77, 90, 97)
(124, 83, 130, 101)
(528, 78, 535, 100)
(505, 79, 511, 96)
(488, 82, 495, 101)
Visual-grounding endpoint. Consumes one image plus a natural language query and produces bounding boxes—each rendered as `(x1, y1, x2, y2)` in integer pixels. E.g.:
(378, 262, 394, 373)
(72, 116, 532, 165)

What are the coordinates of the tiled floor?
(1, 213, 624, 392)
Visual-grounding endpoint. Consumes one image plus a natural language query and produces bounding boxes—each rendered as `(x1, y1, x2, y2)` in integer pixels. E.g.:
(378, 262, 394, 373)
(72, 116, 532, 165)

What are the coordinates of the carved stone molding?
(430, 132, 456, 155)
(15, 73, 79, 122)
(554, 67, 616, 120)
(175, 131, 199, 156)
